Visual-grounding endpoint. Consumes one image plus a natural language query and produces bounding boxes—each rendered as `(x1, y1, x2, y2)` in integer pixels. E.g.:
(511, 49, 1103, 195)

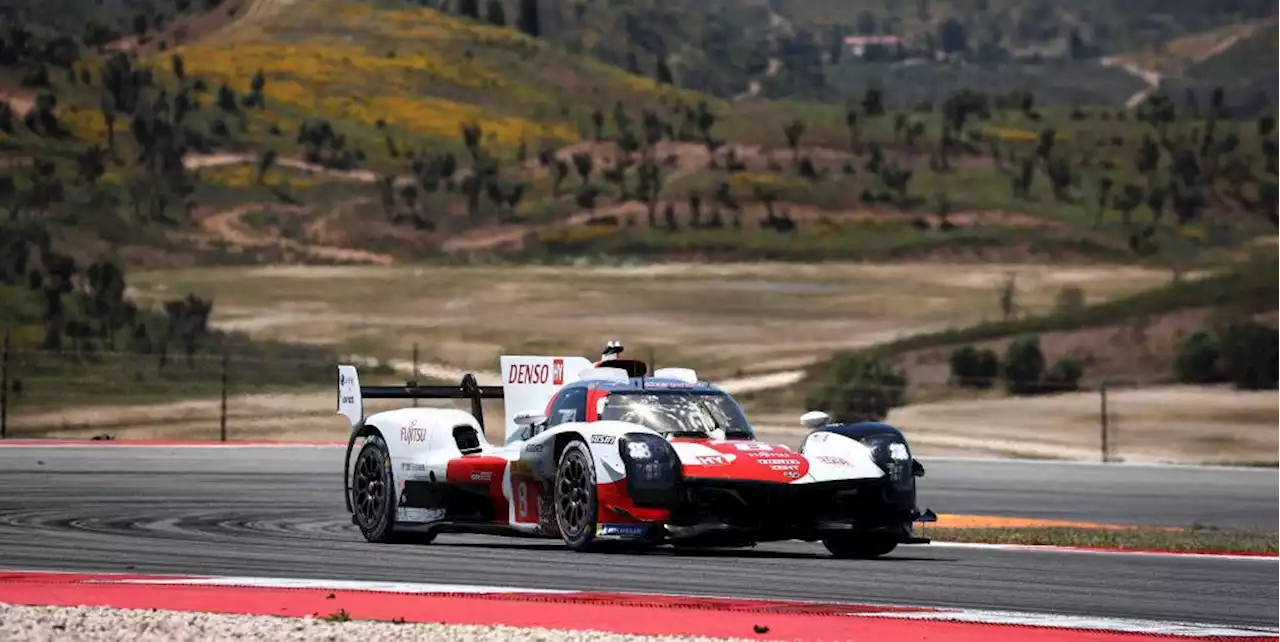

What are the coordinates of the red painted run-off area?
(0, 572, 1274, 641)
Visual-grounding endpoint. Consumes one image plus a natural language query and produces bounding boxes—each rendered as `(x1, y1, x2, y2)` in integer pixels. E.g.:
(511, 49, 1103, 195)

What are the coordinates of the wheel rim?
(557, 451, 591, 537)
(353, 448, 387, 528)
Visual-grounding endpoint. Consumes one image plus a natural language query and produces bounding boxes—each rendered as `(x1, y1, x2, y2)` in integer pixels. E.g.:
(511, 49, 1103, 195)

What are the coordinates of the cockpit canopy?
(597, 389, 754, 440)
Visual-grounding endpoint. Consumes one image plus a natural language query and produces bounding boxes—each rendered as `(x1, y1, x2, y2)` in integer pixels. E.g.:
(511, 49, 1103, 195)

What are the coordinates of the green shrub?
(806, 355, 908, 423)
(1044, 358, 1084, 391)
(1003, 335, 1046, 395)
(949, 344, 999, 388)
(1174, 330, 1223, 384)
(1217, 322, 1278, 390)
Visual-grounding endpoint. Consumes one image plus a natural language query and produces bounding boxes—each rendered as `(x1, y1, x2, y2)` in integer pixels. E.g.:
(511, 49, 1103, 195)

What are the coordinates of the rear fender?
(349, 408, 489, 511)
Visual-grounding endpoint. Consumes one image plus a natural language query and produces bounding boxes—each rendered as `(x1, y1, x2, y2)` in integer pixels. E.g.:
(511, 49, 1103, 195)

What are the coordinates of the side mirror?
(800, 410, 830, 429)
(912, 459, 926, 477)
(514, 411, 547, 428)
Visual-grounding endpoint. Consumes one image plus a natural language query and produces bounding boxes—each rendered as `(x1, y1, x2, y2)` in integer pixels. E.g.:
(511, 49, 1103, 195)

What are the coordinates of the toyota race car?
(337, 342, 936, 558)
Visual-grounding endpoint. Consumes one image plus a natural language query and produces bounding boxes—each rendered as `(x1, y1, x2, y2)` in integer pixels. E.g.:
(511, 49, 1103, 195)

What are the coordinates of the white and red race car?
(338, 342, 935, 558)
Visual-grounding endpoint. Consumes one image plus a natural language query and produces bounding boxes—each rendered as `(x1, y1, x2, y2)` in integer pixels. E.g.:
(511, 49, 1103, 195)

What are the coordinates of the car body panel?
(340, 346, 931, 549)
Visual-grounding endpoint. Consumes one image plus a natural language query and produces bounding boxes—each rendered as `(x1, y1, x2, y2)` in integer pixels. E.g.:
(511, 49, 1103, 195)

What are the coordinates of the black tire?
(351, 435, 399, 543)
(822, 532, 899, 559)
(554, 440, 599, 551)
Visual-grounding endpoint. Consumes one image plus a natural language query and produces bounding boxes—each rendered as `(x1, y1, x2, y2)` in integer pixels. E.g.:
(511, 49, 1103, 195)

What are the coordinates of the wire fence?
(0, 330, 1270, 465)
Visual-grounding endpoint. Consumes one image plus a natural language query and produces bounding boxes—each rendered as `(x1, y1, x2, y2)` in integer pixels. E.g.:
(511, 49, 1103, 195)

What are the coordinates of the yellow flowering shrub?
(200, 164, 316, 189)
(984, 126, 1070, 142)
(728, 172, 809, 195)
(61, 107, 110, 144)
(148, 0, 707, 150)
(172, 40, 573, 147)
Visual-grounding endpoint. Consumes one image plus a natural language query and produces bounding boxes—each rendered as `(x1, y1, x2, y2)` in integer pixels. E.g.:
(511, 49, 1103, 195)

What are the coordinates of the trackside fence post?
(1099, 380, 1109, 463)
(1, 327, 9, 439)
(220, 352, 229, 442)
(412, 342, 419, 407)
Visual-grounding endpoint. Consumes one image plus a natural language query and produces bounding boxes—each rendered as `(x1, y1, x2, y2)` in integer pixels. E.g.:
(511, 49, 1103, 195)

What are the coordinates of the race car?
(337, 342, 935, 558)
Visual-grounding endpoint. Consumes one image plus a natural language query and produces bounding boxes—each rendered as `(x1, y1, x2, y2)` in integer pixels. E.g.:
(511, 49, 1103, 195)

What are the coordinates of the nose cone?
(671, 440, 810, 483)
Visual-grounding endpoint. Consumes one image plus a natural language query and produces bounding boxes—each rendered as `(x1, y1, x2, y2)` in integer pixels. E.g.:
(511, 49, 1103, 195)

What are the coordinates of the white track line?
(105, 577, 575, 595)
(865, 609, 1280, 638)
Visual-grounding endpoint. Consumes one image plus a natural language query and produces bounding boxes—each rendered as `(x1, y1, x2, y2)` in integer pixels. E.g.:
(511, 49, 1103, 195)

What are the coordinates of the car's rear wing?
(337, 364, 504, 432)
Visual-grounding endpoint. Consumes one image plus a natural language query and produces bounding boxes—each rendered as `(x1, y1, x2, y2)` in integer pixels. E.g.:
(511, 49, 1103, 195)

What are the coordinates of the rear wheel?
(554, 440, 598, 551)
(822, 532, 899, 559)
(351, 436, 399, 543)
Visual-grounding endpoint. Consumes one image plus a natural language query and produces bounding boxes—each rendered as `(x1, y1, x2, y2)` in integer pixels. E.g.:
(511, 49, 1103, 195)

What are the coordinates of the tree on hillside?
(861, 87, 884, 117)
(587, 108, 606, 141)
(783, 119, 805, 167)
(844, 103, 859, 152)
(655, 59, 674, 85)
(937, 18, 967, 54)
(517, 0, 539, 37)
(572, 153, 593, 186)
(458, 0, 480, 20)
(171, 54, 185, 81)
(485, 0, 506, 26)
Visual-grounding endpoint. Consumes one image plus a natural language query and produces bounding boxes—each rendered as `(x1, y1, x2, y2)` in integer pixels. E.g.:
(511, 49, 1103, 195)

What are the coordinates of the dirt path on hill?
(195, 203, 395, 265)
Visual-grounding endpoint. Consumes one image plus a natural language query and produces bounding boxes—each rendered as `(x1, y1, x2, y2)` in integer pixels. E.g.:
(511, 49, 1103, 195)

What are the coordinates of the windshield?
(597, 391, 755, 439)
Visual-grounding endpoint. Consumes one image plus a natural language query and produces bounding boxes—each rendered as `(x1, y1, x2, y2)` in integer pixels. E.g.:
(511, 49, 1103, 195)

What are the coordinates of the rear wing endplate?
(337, 364, 503, 432)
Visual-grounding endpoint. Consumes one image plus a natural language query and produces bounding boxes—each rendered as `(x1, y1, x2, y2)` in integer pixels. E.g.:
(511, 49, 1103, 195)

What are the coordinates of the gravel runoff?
(0, 604, 754, 642)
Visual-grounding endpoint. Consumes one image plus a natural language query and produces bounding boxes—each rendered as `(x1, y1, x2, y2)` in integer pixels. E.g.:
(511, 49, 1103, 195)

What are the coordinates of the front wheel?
(554, 440, 599, 551)
(822, 532, 899, 559)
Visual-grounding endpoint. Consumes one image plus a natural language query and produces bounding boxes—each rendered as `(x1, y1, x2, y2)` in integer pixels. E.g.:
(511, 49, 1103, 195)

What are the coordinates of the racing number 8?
(515, 479, 533, 522)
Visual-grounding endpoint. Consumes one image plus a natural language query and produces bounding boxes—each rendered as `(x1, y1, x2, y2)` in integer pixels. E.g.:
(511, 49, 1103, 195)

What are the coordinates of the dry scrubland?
(15, 260, 1275, 465)
(122, 262, 1177, 377)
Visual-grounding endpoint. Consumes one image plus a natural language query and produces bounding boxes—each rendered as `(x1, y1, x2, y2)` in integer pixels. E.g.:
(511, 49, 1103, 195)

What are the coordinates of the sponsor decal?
(524, 443, 545, 454)
(756, 458, 800, 465)
(469, 471, 493, 482)
(401, 462, 427, 472)
(590, 434, 616, 445)
(815, 456, 852, 467)
(642, 380, 704, 389)
(784, 471, 801, 478)
(398, 507, 445, 523)
(400, 425, 427, 443)
(810, 432, 830, 442)
(595, 523, 649, 538)
(694, 455, 728, 466)
(507, 363, 557, 385)
(733, 443, 773, 452)
(888, 443, 910, 460)
(552, 358, 564, 385)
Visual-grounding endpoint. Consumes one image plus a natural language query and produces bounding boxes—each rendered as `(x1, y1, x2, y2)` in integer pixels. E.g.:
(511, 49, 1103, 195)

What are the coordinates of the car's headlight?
(618, 433, 681, 507)
(627, 441, 653, 460)
(857, 434, 912, 483)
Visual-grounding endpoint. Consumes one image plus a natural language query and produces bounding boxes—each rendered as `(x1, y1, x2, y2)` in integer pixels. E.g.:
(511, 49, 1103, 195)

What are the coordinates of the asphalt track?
(0, 446, 1275, 629)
